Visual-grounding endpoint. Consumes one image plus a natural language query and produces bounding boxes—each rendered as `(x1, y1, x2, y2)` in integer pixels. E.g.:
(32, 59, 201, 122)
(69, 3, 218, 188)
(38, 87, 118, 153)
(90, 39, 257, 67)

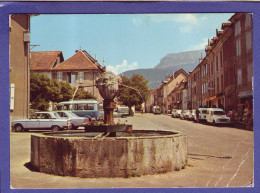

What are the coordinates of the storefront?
(202, 93, 224, 109)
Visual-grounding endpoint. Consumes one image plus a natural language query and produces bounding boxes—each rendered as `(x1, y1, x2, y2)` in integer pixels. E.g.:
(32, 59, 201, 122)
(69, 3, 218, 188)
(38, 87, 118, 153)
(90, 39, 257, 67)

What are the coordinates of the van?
(206, 108, 230, 125)
(197, 108, 208, 122)
(56, 100, 99, 119)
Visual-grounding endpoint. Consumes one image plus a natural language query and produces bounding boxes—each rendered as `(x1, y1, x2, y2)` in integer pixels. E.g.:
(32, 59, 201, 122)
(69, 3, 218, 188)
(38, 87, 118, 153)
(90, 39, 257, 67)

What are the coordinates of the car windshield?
(213, 111, 225, 115)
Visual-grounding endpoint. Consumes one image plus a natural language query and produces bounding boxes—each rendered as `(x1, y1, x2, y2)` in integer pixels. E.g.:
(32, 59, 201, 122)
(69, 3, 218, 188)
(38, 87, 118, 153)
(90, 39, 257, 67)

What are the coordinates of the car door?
(26, 113, 40, 129)
(39, 113, 53, 129)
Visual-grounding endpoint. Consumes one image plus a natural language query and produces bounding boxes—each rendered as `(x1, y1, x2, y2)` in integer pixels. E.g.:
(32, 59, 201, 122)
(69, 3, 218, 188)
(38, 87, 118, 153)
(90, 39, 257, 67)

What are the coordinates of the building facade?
(149, 13, 253, 114)
(30, 51, 64, 78)
(9, 14, 31, 122)
(30, 49, 105, 102)
(52, 50, 105, 102)
(230, 13, 253, 109)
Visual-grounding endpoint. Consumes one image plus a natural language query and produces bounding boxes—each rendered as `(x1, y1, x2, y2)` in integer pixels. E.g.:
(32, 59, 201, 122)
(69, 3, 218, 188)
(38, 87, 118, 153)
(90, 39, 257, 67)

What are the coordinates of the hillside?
(121, 49, 205, 89)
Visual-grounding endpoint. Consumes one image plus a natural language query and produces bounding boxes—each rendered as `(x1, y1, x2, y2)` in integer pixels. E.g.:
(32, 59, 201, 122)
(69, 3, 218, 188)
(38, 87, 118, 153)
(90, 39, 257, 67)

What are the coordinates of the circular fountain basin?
(31, 130, 187, 178)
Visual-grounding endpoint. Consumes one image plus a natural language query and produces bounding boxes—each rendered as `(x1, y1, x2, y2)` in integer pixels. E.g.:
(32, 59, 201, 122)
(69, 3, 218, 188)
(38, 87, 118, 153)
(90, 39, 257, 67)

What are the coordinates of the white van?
(197, 108, 208, 122)
(206, 108, 230, 125)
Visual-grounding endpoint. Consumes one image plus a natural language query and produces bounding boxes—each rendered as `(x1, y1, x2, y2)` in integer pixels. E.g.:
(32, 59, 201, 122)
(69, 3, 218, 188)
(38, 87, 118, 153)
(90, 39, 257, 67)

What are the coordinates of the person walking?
(196, 108, 200, 123)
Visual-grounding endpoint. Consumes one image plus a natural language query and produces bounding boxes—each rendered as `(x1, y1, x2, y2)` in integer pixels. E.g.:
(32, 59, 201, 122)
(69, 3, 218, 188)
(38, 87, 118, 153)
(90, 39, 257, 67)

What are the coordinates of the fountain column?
(96, 71, 121, 125)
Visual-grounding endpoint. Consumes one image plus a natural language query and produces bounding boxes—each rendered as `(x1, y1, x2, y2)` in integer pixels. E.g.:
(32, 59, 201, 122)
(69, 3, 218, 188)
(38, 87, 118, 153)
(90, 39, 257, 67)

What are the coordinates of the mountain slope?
(121, 49, 205, 89)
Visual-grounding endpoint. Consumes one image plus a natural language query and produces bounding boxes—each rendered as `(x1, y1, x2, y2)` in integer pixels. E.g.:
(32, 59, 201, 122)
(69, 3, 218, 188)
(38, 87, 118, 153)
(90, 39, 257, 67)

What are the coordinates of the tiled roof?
(52, 50, 103, 71)
(30, 51, 63, 71)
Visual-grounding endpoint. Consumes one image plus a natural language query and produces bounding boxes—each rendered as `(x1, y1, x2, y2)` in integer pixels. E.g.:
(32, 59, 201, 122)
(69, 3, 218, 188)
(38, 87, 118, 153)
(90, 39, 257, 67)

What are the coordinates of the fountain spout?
(96, 71, 121, 125)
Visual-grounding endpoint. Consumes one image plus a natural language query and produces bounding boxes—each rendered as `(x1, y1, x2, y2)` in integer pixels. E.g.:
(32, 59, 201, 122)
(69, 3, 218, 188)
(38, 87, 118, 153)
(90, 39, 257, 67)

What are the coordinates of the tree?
(73, 88, 97, 100)
(117, 74, 150, 113)
(30, 73, 73, 110)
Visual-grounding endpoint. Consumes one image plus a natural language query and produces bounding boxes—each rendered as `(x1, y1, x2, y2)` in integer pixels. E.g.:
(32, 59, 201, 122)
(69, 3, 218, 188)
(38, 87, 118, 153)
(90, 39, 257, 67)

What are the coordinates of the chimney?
(199, 53, 203, 63)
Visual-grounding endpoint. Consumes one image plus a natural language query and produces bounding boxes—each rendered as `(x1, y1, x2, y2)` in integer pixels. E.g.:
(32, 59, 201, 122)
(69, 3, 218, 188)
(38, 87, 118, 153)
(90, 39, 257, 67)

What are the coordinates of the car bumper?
(216, 120, 230, 124)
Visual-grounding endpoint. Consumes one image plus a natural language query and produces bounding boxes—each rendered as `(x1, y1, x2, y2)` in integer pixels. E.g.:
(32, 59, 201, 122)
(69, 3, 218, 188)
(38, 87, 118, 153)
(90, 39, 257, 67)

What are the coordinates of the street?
(10, 113, 254, 188)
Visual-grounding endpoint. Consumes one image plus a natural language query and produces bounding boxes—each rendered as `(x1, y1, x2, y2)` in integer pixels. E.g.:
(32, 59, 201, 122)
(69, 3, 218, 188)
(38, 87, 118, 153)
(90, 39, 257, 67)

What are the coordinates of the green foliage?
(30, 73, 73, 110)
(73, 88, 97, 100)
(118, 74, 150, 109)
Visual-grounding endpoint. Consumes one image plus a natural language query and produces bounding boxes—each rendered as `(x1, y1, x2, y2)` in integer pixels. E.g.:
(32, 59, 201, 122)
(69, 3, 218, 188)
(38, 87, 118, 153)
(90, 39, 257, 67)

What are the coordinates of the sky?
(31, 13, 234, 75)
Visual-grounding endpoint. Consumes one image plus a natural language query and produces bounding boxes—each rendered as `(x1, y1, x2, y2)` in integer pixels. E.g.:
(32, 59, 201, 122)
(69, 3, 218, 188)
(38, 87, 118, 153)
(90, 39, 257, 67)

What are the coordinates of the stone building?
(30, 51, 64, 78)
(186, 13, 253, 112)
(9, 14, 31, 122)
(52, 49, 105, 102)
(230, 13, 253, 109)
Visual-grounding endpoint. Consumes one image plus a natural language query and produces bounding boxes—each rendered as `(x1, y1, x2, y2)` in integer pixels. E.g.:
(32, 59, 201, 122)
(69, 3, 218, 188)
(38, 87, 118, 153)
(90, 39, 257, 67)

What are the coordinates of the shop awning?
(238, 91, 253, 98)
(202, 95, 217, 103)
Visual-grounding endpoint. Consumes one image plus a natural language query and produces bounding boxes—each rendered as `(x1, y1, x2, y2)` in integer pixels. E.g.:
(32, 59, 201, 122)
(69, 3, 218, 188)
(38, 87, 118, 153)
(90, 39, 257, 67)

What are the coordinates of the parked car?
(114, 106, 131, 117)
(197, 108, 208, 122)
(171, 109, 182, 118)
(191, 109, 197, 121)
(152, 106, 161, 114)
(55, 111, 91, 129)
(180, 110, 192, 120)
(206, 108, 230, 125)
(11, 112, 72, 132)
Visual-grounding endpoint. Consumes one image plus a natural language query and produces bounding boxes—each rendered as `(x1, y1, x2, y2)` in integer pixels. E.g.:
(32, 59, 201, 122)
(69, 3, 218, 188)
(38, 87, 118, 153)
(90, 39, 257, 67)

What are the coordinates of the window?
(246, 31, 252, 52)
(245, 14, 252, 28)
(216, 56, 218, 71)
(57, 72, 63, 81)
(235, 21, 241, 36)
(221, 75, 224, 91)
(71, 74, 76, 83)
(237, 69, 242, 86)
(78, 72, 84, 83)
(248, 63, 253, 82)
(211, 62, 213, 75)
(217, 78, 219, 92)
(220, 51, 223, 68)
(236, 38, 241, 56)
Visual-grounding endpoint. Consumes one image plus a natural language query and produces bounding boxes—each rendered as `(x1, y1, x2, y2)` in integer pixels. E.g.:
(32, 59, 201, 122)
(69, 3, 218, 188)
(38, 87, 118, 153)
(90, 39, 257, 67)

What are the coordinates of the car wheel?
(14, 124, 24, 132)
(51, 125, 61, 132)
(72, 124, 78, 130)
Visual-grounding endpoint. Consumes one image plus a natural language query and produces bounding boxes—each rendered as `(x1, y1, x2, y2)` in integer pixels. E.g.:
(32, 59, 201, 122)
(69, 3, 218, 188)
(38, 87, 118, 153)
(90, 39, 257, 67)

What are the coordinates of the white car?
(180, 110, 192, 120)
(206, 108, 230, 125)
(171, 109, 182, 118)
(56, 111, 90, 129)
(11, 112, 72, 132)
(191, 110, 197, 121)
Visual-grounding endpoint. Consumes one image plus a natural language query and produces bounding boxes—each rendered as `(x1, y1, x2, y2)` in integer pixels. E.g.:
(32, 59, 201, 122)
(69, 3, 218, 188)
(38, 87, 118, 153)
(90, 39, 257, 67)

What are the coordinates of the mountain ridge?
(121, 49, 205, 89)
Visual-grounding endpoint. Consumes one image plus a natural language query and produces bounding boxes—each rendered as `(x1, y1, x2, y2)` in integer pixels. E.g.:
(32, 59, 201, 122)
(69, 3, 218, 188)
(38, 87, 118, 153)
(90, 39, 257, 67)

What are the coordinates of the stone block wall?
(31, 131, 187, 178)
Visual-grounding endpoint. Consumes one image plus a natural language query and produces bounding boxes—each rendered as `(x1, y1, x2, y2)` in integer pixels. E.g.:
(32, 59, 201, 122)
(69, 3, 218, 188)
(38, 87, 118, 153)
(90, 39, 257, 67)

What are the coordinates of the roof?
(52, 50, 103, 71)
(57, 100, 98, 105)
(30, 51, 63, 71)
(167, 80, 187, 97)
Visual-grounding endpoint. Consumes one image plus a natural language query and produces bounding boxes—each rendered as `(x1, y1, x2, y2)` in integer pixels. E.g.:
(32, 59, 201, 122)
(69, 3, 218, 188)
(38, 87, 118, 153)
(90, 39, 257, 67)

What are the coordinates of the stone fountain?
(30, 71, 188, 178)
(84, 71, 132, 137)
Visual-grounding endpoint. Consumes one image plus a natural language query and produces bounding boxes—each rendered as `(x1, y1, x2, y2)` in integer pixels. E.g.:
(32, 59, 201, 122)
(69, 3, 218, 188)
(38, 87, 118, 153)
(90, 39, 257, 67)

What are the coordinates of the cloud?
(106, 60, 138, 75)
(187, 38, 208, 51)
(150, 14, 198, 24)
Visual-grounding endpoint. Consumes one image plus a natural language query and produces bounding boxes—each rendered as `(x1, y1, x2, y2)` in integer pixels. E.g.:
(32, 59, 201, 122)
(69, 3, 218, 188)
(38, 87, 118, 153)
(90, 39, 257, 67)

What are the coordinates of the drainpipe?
(27, 15, 30, 118)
